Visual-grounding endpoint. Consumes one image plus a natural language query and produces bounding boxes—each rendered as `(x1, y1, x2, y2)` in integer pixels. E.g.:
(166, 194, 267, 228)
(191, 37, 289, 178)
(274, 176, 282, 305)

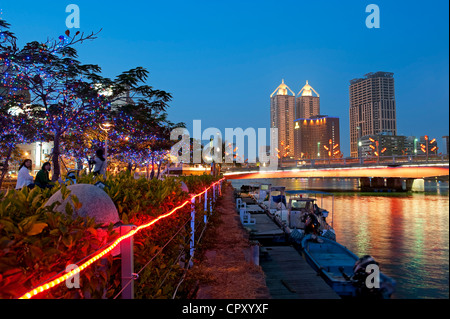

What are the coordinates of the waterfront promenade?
(193, 183, 270, 299)
(192, 182, 339, 299)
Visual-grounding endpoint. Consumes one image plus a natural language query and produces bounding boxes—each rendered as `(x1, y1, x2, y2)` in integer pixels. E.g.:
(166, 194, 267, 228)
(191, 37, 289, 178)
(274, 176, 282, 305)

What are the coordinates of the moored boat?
(271, 190, 336, 242)
(301, 234, 396, 298)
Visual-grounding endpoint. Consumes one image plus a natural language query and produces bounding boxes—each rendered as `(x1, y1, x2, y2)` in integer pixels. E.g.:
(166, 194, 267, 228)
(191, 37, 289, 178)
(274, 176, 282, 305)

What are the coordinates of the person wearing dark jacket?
(35, 162, 53, 189)
(90, 149, 106, 176)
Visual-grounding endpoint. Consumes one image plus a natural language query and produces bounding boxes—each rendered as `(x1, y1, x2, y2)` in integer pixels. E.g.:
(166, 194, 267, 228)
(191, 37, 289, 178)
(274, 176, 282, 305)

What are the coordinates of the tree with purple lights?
(0, 20, 38, 188)
(61, 67, 185, 176)
(1, 19, 183, 182)
(1, 20, 106, 181)
(103, 82, 184, 177)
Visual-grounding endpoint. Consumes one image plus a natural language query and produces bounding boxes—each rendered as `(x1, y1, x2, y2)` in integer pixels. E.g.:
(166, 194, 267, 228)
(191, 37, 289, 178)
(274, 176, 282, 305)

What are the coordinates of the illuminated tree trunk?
(51, 133, 61, 182)
(76, 158, 83, 176)
(150, 156, 155, 179)
(156, 160, 162, 179)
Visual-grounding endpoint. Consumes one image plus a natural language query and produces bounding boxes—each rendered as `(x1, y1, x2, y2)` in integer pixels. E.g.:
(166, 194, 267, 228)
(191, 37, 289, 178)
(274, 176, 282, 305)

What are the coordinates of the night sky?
(1, 0, 448, 156)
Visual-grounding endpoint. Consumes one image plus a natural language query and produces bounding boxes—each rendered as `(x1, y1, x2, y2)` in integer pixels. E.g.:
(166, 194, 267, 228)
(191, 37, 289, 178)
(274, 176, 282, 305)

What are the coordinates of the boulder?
(181, 181, 189, 193)
(45, 184, 119, 226)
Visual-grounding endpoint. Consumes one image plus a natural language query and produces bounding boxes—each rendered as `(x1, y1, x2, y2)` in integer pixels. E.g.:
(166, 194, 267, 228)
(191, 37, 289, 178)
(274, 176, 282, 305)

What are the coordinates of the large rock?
(45, 184, 119, 226)
(180, 181, 189, 193)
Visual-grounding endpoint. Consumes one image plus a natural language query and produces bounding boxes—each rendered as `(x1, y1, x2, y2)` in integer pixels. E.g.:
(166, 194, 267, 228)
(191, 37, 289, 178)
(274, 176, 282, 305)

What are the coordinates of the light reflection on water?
(230, 178, 449, 299)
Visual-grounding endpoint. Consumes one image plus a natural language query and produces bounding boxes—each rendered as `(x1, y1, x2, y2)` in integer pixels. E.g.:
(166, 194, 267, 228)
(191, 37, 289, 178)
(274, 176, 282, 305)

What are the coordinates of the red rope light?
(18, 178, 225, 299)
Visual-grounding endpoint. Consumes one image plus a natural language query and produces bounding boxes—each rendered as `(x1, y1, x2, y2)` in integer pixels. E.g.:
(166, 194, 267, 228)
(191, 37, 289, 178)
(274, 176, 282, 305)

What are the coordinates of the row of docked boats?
(239, 183, 396, 299)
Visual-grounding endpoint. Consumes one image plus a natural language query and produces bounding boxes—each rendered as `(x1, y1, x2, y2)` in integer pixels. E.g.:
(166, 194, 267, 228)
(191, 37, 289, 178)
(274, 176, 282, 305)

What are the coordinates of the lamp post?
(276, 140, 290, 167)
(429, 138, 438, 157)
(99, 121, 114, 178)
(323, 139, 340, 163)
(420, 136, 437, 162)
(414, 138, 418, 158)
(369, 137, 386, 164)
(317, 141, 321, 158)
(357, 126, 361, 159)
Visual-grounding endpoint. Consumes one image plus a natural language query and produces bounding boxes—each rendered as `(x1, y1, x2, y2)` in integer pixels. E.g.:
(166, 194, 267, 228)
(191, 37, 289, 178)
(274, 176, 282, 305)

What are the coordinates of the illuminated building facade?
(294, 115, 340, 159)
(296, 80, 320, 119)
(270, 80, 296, 158)
(443, 136, 449, 155)
(349, 72, 397, 157)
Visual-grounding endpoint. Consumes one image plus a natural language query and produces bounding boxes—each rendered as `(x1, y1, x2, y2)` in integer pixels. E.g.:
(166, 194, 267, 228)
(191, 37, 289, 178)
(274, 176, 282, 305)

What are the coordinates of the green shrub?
(0, 172, 222, 299)
(0, 185, 118, 299)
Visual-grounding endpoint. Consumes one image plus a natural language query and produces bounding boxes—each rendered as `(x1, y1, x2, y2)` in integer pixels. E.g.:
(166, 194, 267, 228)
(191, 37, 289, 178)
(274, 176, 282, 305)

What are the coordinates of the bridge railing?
(296, 154, 449, 168)
(225, 154, 449, 172)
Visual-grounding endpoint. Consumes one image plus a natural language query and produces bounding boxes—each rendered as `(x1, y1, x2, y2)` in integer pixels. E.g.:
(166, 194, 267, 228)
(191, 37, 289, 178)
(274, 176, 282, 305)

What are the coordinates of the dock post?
(251, 242, 259, 266)
(209, 186, 213, 213)
(190, 198, 195, 267)
(120, 225, 137, 299)
(204, 189, 208, 213)
(236, 198, 242, 210)
(203, 189, 208, 224)
(239, 208, 246, 224)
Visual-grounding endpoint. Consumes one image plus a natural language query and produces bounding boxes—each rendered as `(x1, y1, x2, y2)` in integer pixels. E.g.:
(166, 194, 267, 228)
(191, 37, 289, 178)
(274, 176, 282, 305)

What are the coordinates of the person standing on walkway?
(90, 149, 106, 176)
(35, 162, 53, 189)
(15, 159, 35, 190)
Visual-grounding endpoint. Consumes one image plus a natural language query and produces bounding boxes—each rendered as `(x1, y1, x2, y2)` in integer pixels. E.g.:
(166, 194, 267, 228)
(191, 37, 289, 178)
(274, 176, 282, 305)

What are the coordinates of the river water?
(230, 178, 449, 299)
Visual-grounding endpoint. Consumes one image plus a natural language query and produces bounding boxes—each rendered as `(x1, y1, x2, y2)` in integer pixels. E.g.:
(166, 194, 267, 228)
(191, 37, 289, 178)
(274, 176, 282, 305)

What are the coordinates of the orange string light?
(18, 178, 225, 299)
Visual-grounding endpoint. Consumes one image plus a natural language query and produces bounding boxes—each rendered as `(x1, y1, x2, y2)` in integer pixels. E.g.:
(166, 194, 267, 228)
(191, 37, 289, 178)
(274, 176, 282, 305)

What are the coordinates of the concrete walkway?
(193, 183, 270, 299)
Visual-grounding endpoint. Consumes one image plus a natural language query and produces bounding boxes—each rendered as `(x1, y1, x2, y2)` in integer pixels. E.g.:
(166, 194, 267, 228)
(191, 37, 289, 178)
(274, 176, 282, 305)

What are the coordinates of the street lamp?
(276, 141, 290, 166)
(369, 137, 386, 164)
(317, 142, 321, 158)
(357, 126, 361, 159)
(99, 121, 114, 177)
(420, 136, 438, 161)
(429, 138, 438, 155)
(323, 139, 340, 161)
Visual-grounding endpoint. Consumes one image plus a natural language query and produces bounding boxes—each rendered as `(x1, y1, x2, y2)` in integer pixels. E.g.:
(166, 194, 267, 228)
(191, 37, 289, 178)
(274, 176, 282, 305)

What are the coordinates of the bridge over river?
(223, 155, 449, 192)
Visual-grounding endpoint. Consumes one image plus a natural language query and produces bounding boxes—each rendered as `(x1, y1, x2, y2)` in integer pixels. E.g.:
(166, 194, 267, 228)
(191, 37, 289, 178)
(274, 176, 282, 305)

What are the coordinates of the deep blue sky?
(1, 0, 448, 156)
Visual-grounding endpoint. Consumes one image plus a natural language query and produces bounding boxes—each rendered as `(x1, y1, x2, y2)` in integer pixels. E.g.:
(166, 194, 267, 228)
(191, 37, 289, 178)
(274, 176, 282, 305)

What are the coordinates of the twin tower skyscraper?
(270, 80, 340, 160)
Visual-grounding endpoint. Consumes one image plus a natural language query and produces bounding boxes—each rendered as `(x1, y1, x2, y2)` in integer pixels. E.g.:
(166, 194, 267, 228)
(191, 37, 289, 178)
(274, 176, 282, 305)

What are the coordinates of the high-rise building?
(294, 115, 340, 159)
(349, 72, 396, 158)
(270, 80, 296, 158)
(296, 80, 320, 119)
(359, 132, 415, 157)
(442, 136, 449, 155)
